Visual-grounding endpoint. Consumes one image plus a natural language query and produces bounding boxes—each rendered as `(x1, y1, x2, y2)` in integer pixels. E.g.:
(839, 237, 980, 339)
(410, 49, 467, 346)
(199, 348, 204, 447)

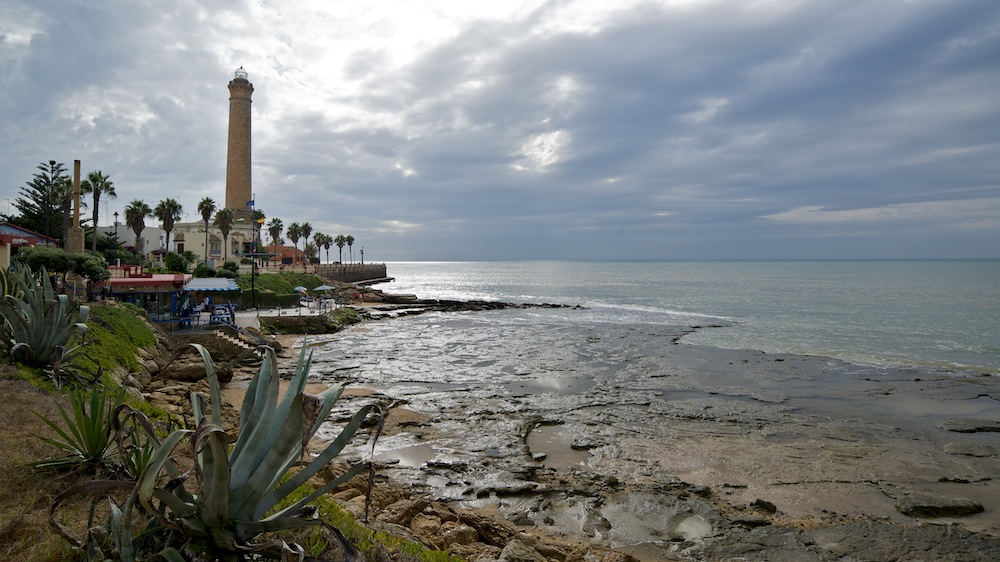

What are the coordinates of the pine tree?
(12, 161, 68, 241)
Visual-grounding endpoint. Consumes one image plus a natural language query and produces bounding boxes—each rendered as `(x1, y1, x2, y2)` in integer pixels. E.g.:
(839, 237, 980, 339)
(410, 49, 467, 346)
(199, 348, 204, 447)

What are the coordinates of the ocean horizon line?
(385, 257, 1000, 264)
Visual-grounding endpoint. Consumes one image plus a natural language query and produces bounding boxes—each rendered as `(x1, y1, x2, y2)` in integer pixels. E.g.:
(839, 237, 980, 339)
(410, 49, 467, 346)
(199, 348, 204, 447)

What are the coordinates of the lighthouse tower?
(225, 67, 253, 221)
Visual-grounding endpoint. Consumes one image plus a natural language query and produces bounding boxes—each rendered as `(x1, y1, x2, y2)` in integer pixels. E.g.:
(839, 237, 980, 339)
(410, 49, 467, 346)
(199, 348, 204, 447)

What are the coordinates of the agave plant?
(0, 262, 89, 371)
(31, 385, 125, 476)
(51, 341, 383, 561)
(0, 263, 15, 298)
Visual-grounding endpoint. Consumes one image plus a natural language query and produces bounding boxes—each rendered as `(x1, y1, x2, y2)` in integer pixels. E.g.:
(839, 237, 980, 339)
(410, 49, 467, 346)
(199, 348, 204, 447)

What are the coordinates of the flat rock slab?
(314, 313, 1000, 556)
(884, 487, 985, 518)
(941, 418, 1000, 433)
(943, 441, 999, 457)
(804, 522, 1000, 562)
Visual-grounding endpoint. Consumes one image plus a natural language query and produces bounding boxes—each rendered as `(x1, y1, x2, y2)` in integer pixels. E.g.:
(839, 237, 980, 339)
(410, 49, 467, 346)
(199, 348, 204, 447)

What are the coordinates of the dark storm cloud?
(2, 0, 998, 259)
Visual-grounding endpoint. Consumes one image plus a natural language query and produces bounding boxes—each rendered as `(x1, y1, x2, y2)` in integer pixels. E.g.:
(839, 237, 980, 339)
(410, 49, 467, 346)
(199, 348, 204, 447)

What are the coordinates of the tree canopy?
(125, 199, 152, 253)
(15, 246, 111, 286)
(12, 160, 67, 242)
(81, 170, 116, 253)
(154, 198, 183, 251)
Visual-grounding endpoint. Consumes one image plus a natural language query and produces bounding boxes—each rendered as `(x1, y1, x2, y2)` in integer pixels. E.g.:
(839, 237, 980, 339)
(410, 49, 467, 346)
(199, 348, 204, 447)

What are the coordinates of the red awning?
(107, 274, 190, 290)
(0, 233, 41, 246)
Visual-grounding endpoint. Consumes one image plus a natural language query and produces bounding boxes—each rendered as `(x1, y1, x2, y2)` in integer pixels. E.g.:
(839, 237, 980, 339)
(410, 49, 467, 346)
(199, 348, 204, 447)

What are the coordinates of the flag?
(256, 218, 265, 224)
(246, 199, 255, 207)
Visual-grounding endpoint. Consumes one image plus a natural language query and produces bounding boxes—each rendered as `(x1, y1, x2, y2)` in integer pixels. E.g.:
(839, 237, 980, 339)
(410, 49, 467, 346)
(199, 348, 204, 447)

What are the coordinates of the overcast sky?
(2, 0, 998, 260)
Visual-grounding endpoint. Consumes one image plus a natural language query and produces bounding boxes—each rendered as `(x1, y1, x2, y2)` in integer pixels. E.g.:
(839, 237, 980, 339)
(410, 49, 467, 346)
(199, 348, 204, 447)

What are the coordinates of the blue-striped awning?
(184, 278, 240, 291)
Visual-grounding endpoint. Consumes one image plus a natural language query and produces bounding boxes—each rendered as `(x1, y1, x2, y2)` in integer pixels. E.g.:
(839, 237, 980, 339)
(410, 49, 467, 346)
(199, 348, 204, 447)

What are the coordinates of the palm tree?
(312, 232, 325, 263)
(81, 170, 116, 252)
(252, 209, 265, 263)
(345, 235, 355, 263)
(334, 234, 347, 263)
(214, 208, 235, 263)
(317, 233, 333, 264)
(154, 198, 183, 252)
(197, 197, 217, 265)
(273, 236, 285, 265)
(267, 218, 283, 265)
(304, 241, 318, 262)
(287, 222, 301, 265)
(125, 199, 152, 254)
(299, 223, 313, 266)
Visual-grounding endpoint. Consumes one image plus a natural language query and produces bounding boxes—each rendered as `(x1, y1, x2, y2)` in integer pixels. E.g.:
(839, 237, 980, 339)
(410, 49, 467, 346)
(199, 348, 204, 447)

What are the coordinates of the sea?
(373, 260, 1000, 374)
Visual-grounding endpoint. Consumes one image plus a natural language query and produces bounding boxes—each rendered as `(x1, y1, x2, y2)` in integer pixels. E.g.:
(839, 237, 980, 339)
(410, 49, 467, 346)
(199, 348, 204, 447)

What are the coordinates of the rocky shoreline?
(134, 296, 1000, 561)
(304, 302, 1000, 561)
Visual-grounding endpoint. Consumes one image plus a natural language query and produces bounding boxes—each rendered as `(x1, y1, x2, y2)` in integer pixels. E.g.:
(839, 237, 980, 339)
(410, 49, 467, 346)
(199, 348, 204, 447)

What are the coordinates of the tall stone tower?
(226, 67, 253, 221)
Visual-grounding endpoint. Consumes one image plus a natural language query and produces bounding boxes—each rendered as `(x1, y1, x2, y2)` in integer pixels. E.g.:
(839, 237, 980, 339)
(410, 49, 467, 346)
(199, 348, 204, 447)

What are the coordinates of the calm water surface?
(381, 260, 1000, 373)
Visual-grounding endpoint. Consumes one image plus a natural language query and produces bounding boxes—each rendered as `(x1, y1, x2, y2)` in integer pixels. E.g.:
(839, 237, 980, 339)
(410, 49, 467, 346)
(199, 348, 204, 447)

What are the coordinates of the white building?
(171, 219, 259, 267)
(95, 221, 165, 255)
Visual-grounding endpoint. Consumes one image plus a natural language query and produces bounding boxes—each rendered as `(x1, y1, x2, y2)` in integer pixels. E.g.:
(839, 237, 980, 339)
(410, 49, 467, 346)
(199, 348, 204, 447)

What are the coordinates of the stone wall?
(315, 263, 388, 283)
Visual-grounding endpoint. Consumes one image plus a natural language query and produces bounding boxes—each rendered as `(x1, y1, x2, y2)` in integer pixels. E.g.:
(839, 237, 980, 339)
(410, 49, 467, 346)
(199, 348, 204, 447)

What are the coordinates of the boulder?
(129, 370, 152, 388)
(160, 360, 207, 382)
(376, 498, 430, 526)
(440, 522, 479, 546)
(498, 539, 547, 562)
(410, 513, 442, 536)
(331, 488, 362, 502)
(460, 511, 517, 547)
(448, 542, 502, 562)
(428, 501, 459, 523)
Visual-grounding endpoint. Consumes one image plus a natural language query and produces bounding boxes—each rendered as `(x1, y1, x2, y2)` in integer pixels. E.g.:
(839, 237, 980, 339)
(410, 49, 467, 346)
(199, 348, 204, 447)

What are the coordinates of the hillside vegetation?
(236, 272, 327, 294)
(0, 300, 159, 560)
(77, 302, 158, 374)
(0, 281, 461, 562)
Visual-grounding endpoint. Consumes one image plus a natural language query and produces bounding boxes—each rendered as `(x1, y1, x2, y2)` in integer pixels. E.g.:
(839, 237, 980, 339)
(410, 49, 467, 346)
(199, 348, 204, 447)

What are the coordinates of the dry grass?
(0, 375, 92, 561)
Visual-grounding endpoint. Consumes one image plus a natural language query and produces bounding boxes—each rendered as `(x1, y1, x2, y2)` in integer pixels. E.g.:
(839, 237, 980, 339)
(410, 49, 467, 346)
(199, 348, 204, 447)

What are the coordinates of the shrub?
(193, 263, 217, 278)
(163, 252, 189, 274)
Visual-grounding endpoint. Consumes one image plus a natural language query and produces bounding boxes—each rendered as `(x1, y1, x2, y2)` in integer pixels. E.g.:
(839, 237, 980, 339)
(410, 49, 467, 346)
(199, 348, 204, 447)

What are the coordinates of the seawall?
(315, 263, 387, 283)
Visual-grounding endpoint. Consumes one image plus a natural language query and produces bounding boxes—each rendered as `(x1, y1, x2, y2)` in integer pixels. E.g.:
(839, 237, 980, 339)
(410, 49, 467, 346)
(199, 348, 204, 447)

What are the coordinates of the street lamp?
(249, 195, 258, 318)
(113, 211, 119, 247)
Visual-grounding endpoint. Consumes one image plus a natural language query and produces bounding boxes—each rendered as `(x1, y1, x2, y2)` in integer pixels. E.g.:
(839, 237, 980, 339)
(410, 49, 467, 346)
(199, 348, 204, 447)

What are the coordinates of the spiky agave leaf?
(188, 343, 223, 425)
(53, 339, 382, 560)
(0, 263, 89, 368)
(261, 404, 383, 522)
(31, 385, 123, 473)
(226, 343, 312, 520)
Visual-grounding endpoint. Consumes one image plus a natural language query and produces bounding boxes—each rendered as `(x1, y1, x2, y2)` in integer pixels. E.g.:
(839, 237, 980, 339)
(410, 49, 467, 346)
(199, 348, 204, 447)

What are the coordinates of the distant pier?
(242, 263, 390, 286)
(315, 263, 388, 283)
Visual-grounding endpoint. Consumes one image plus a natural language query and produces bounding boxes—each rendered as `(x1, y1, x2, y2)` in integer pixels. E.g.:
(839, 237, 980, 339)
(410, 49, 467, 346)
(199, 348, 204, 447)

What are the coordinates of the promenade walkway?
(185, 302, 340, 333)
